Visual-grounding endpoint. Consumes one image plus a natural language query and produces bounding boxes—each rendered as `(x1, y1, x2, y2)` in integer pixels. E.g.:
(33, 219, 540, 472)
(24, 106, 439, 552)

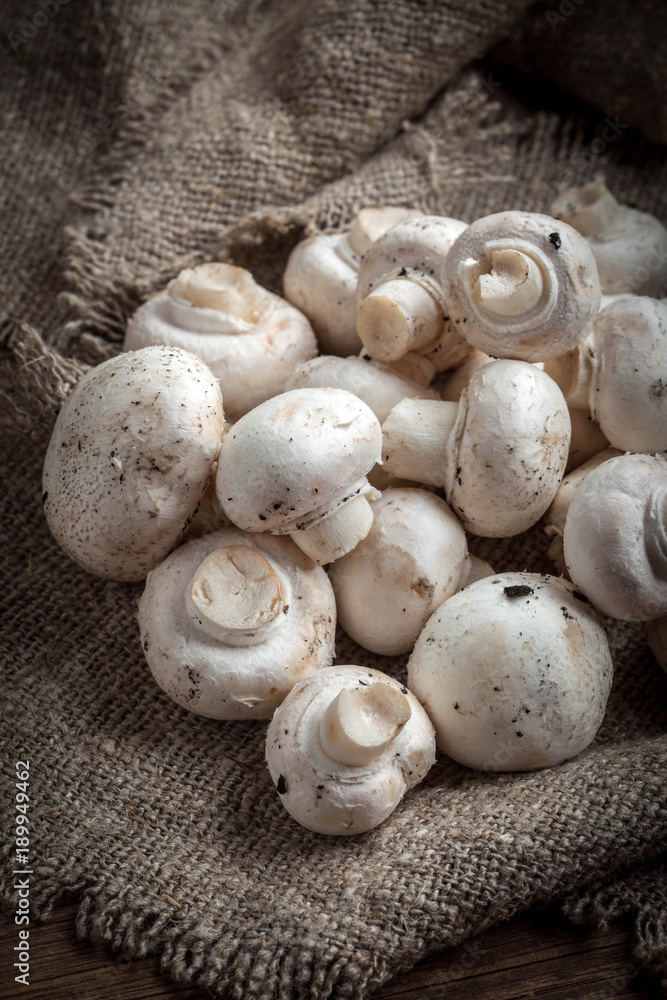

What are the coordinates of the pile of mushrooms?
(40, 182, 667, 836)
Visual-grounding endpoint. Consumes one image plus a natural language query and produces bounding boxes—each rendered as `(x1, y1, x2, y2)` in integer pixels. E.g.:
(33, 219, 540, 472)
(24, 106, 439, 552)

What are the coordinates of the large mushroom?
(266, 665, 435, 835)
(215, 387, 382, 565)
(329, 487, 470, 655)
(443, 211, 601, 361)
(42, 346, 224, 581)
(381, 359, 571, 537)
(137, 527, 336, 719)
(124, 262, 317, 419)
(407, 572, 613, 771)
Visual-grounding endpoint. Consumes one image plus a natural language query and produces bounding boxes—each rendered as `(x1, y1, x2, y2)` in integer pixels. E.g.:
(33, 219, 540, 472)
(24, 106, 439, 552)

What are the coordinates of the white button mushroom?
(443, 211, 601, 361)
(137, 527, 336, 719)
(124, 262, 317, 419)
(381, 360, 571, 537)
(544, 295, 667, 453)
(356, 215, 471, 368)
(215, 387, 382, 565)
(407, 572, 613, 771)
(328, 488, 470, 655)
(283, 207, 422, 356)
(42, 346, 224, 581)
(287, 353, 438, 424)
(265, 665, 435, 835)
(563, 453, 667, 621)
(544, 447, 622, 574)
(551, 178, 667, 296)
(565, 407, 609, 473)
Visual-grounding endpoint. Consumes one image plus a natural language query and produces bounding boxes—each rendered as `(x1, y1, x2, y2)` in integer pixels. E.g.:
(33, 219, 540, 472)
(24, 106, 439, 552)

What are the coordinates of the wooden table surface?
(1, 893, 664, 999)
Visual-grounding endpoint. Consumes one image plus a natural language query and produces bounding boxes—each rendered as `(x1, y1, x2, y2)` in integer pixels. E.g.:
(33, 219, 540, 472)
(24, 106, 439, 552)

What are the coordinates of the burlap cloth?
(2, 1, 667, 996)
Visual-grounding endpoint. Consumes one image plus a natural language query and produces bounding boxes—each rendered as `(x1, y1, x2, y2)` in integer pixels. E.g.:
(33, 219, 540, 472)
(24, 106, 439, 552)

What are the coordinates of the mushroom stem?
(357, 276, 443, 362)
(168, 262, 271, 324)
(319, 683, 412, 766)
(543, 345, 595, 410)
(385, 353, 437, 387)
(473, 249, 545, 318)
(289, 492, 377, 566)
(187, 544, 289, 645)
(382, 398, 458, 487)
(552, 178, 625, 237)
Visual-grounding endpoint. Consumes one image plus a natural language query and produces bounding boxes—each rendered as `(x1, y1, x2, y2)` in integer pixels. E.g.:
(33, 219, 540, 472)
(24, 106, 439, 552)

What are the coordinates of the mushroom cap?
(42, 346, 224, 582)
(288, 354, 437, 424)
(265, 665, 435, 835)
(443, 211, 601, 361)
(329, 488, 469, 655)
(446, 360, 570, 536)
(283, 208, 422, 356)
(215, 387, 382, 533)
(563, 454, 667, 621)
(124, 263, 317, 420)
(551, 178, 667, 296)
(588, 295, 667, 452)
(407, 572, 613, 771)
(137, 527, 336, 719)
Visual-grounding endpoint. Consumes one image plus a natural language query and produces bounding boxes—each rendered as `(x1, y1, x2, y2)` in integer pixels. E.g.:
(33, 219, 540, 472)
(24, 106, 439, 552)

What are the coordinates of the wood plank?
(0, 895, 662, 999)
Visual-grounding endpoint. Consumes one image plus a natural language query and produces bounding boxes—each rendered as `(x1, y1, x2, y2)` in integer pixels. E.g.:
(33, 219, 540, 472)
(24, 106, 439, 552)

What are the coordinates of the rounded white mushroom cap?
(381, 360, 571, 537)
(329, 488, 470, 655)
(124, 262, 317, 420)
(266, 665, 435, 835)
(287, 354, 438, 424)
(137, 527, 336, 719)
(283, 207, 422, 356)
(356, 216, 471, 368)
(563, 454, 667, 621)
(216, 387, 382, 534)
(407, 572, 613, 771)
(551, 178, 667, 296)
(443, 211, 601, 361)
(42, 346, 224, 582)
(544, 447, 622, 575)
(646, 616, 667, 674)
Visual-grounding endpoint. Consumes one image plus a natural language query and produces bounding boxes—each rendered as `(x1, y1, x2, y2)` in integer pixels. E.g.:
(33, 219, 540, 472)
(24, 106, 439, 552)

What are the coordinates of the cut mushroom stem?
(551, 178, 624, 238)
(289, 492, 377, 566)
(320, 683, 412, 766)
(357, 276, 444, 363)
(169, 262, 271, 325)
(382, 398, 458, 487)
(543, 344, 595, 410)
(187, 544, 288, 645)
(473, 249, 545, 318)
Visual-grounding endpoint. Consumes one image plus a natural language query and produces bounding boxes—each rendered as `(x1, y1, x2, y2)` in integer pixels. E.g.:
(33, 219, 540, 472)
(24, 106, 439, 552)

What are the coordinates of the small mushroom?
(124, 262, 317, 419)
(137, 528, 336, 719)
(265, 665, 435, 835)
(381, 360, 571, 537)
(328, 488, 470, 655)
(288, 354, 438, 424)
(407, 572, 613, 771)
(544, 448, 622, 574)
(443, 211, 601, 361)
(356, 215, 471, 367)
(42, 346, 224, 581)
(551, 178, 667, 296)
(283, 206, 422, 356)
(544, 295, 667, 453)
(563, 453, 667, 621)
(215, 387, 382, 565)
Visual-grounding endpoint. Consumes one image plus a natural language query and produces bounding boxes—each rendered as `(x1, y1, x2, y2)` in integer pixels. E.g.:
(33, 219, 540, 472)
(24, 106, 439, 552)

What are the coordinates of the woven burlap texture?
(2, 1, 667, 997)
